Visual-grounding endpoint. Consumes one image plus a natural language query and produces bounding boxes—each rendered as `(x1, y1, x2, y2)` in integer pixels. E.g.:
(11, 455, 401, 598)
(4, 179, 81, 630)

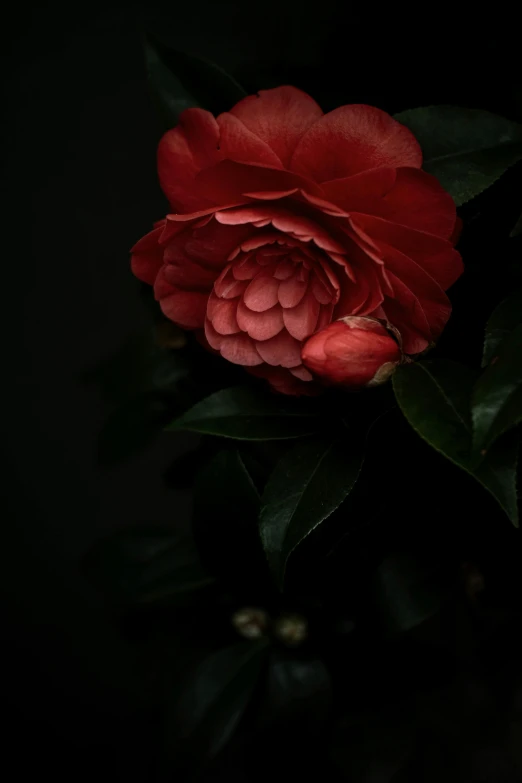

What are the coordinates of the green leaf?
(482, 289, 522, 367)
(168, 386, 322, 440)
(259, 435, 364, 588)
(394, 106, 522, 206)
(166, 641, 268, 768)
(144, 35, 246, 128)
(258, 651, 332, 730)
(372, 552, 451, 634)
(84, 527, 213, 607)
(472, 324, 522, 458)
(393, 360, 518, 525)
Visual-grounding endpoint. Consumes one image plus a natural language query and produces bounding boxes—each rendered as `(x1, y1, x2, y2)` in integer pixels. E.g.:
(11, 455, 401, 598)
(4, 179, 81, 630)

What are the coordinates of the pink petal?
(317, 304, 334, 332)
(274, 258, 296, 280)
(278, 275, 308, 308)
(219, 333, 263, 366)
(208, 297, 240, 335)
(256, 330, 303, 367)
(213, 266, 248, 299)
(283, 291, 320, 340)
(311, 276, 333, 304)
(232, 254, 260, 280)
(289, 365, 314, 382)
(228, 86, 324, 167)
(290, 104, 422, 183)
(205, 319, 224, 349)
(236, 299, 285, 340)
(243, 274, 280, 312)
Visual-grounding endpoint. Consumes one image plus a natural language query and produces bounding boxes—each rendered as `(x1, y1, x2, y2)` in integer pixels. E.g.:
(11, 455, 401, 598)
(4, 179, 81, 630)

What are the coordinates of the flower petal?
(283, 291, 320, 340)
(278, 274, 308, 308)
(236, 299, 285, 340)
(217, 112, 283, 168)
(290, 104, 422, 182)
(131, 225, 165, 284)
(157, 109, 223, 212)
(349, 213, 463, 290)
(243, 274, 280, 312)
(219, 333, 263, 366)
(256, 330, 303, 367)
(228, 86, 324, 167)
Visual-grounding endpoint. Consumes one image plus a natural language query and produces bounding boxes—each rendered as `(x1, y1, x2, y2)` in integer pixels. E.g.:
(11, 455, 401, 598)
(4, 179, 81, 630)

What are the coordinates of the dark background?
(2, 2, 521, 780)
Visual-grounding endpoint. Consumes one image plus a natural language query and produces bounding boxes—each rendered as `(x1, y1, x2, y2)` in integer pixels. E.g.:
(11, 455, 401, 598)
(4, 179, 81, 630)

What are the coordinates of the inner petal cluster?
(204, 234, 339, 382)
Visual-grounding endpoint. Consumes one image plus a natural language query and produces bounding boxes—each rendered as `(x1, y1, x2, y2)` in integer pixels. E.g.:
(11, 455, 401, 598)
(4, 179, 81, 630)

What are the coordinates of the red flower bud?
(301, 316, 403, 388)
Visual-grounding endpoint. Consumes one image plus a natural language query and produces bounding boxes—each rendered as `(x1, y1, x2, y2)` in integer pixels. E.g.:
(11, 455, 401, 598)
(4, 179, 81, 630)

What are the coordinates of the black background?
(2, 2, 521, 780)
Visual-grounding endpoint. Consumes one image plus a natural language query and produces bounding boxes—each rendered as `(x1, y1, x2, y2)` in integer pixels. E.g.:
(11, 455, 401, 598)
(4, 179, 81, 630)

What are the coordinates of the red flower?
(302, 316, 403, 388)
(131, 87, 462, 394)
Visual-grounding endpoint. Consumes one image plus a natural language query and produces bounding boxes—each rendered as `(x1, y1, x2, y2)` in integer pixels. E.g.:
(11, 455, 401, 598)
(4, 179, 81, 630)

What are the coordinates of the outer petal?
(290, 104, 422, 183)
(228, 86, 324, 167)
(326, 168, 456, 240)
(348, 213, 463, 290)
(157, 109, 223, 212)
(217, 113, 283, 168)
(193, 160, 323, 205)
(156, 284, 208, 329)
(131, 225, 164, 284)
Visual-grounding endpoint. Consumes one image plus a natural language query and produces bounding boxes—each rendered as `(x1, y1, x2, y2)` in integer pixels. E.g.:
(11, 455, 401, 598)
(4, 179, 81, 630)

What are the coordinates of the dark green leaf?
(84, 527, 213, 607)
(144, 36, 246, 128)
(394, 106, 522, 205)
(393, 360, 518, 525)
(192, 450, 266, 588)
(372, 552, 452, 634)
(166, 641, 268, 768)
(258, 651, 332, 731)
(259, 435, 364, 588)
(472, 324, 522, 458)
(168, 386, 322, 440)
(482, 289, 522, 367)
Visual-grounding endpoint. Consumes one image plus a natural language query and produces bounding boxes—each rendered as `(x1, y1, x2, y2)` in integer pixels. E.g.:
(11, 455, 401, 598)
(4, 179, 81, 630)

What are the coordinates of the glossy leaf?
(372, 552, 451, 634)
(395, 106, 522, 205)
(481, 289, 522, 367)
(166, 641, 268, 767)
(259, 435, 364, 587)
(84, 527, 213, 607)
(144, 36, 246, 128)
(168, 386, 322, 440)
(393, 360, 518, 525)
(472, 324, 522, 458)
(258, 650, 332, 730)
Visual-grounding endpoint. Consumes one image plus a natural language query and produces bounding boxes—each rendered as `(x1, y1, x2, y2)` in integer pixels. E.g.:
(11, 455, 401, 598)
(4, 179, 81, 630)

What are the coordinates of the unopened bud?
(231, 607, 269, 639)
(301, 316, 403, 388)
(273, 613, 308, 646)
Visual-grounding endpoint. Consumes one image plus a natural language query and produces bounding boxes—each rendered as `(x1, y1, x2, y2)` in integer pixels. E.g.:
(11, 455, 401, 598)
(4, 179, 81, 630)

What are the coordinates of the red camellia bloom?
(131, 87, 463, 394)
(302, 316, 403, 388)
